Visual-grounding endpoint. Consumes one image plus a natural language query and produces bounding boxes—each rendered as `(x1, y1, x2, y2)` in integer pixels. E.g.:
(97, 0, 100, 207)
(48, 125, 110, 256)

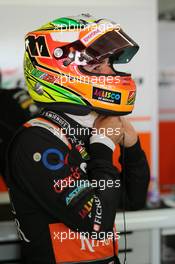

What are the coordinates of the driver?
(6, 14, 150, 264)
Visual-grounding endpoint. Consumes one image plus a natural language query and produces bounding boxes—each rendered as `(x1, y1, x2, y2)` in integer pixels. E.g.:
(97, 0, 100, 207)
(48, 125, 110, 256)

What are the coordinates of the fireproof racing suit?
(6, 110, 150, 264)
(0, 87, 39, 177)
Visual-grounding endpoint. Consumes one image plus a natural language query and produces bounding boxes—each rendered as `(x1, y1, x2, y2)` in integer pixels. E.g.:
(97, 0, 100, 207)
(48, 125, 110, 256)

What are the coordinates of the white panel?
(159, 21, 175, 121)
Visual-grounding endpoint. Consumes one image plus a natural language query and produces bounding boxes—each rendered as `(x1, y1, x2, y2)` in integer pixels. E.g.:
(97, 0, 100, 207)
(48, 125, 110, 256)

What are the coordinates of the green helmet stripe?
(52, 17, 81, 27)
(27, 74, 87, 106)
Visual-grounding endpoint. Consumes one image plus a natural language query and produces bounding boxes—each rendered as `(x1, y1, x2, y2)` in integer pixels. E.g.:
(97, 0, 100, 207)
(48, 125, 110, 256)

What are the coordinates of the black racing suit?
(6, 110, 150, 264)
(0, 88, 39, 177)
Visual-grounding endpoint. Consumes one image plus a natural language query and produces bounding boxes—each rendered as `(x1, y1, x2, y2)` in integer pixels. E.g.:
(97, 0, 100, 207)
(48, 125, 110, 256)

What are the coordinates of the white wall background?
(159, 21, 175, 121)
(0, 0, 158, 179)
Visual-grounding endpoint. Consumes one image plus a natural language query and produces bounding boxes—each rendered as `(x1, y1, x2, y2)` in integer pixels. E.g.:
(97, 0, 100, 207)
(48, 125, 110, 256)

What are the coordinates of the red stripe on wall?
(0, 176, 7, 192)
(159, 121, 175, 192)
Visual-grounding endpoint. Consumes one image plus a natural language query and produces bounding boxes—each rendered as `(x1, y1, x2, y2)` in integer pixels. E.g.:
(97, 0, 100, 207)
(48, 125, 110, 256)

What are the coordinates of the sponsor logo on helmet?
(92, 87, 121, 104)
(25, 36, 50, 58)
(81, 28, 102, 45)
(127, 91, 136, 105)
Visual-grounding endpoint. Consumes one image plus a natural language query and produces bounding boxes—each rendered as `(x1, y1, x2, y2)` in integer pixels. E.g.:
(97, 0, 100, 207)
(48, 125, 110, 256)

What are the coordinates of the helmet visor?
(84, 29, 139, 64)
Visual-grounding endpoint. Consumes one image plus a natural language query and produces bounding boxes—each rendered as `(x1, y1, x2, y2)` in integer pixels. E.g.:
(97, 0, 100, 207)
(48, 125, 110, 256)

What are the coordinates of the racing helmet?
(24, 14, 139, 115)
